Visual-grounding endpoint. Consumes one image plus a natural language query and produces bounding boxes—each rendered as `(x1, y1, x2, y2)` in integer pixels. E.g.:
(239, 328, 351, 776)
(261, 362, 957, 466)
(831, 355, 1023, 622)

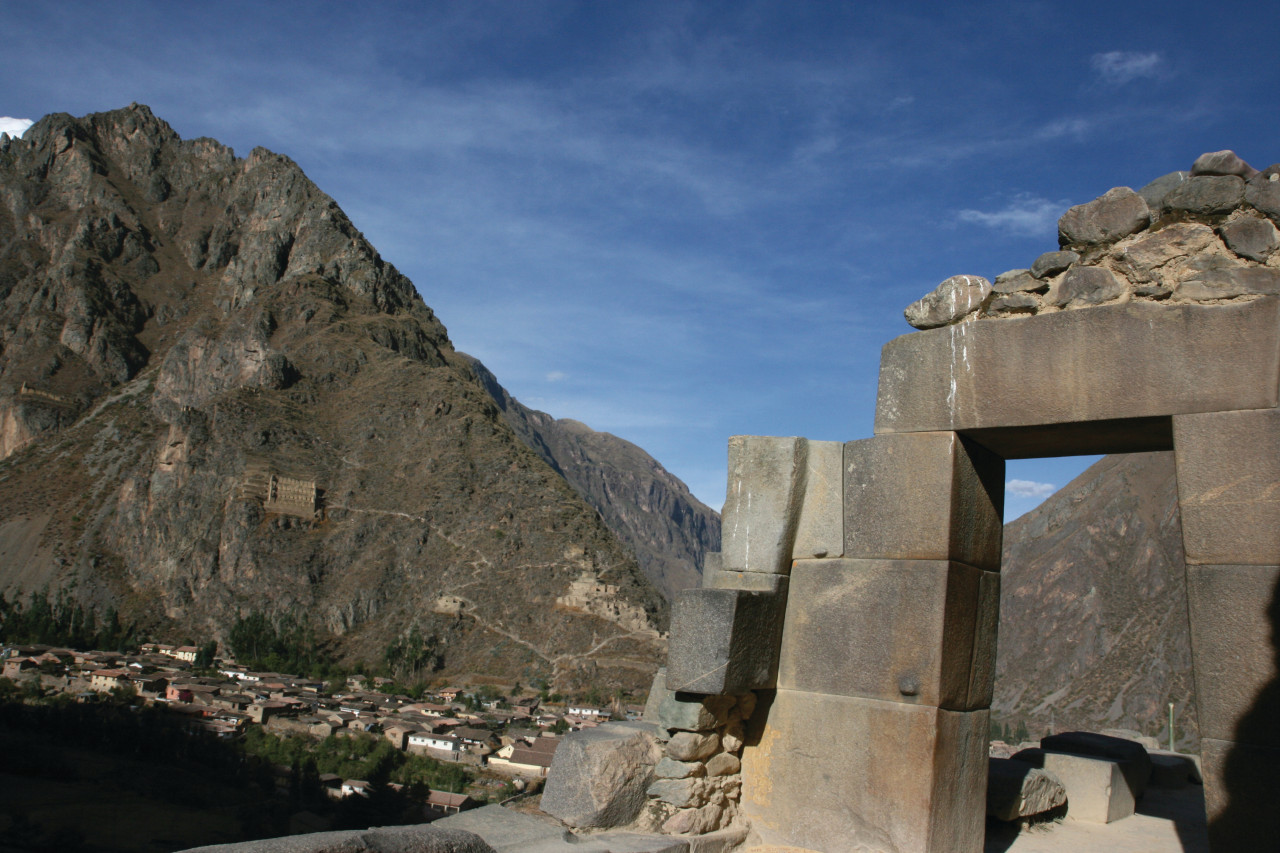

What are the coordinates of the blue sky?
(4, 0, 1278, 520)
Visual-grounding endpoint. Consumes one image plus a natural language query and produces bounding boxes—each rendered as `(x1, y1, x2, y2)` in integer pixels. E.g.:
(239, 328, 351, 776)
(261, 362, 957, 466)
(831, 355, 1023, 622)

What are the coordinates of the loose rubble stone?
(903, 274, 991, 329)
(1245, 166, 1280, 220)
(1058, 187, 1150, 247)
(647, 778, 705, 809)
(1030, 250, 1079, 279)
(666, 731, 720, 762)
(720, 720, 744, 753)
(1051, 265, 1126, 307)
(655, 758, 704, 779)
(1139, 171, 1190, 212)
(1177, 262, 1280, 300)
(1113, 222, 1218, 282)
(704, 753, 741, 776)
(1220, 215, 1280, 261)
(662, 803, 723, 836)
(541, 722, 663, 828)
(989, 292, 1038, 314)
(992, 268, 1041, 293)
(987, 757, 1067, 822)
(1165, 175, 1246, 215)
(1133, 281, 1172, 298)
(1192, 149, 1257, 179)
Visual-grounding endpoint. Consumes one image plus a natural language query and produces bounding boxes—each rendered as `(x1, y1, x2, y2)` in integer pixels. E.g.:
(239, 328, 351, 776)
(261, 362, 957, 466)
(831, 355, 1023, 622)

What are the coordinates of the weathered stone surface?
(720, 436, 805, 574)
(655, 757, 704, 779)
(903, 275, 991, 330)
(1050, 265, 1125, 307)
(1184, 565, 1280, 746)
(1041, 731, 1152, 798)
(986, 758, 1067, 821)
(1200, 738, 1280, 852)
(843, 432, 1003, 571)
(740, 690, 988, 853)
(661, 804, 722, 836)
(702, 569, 787, 594)
(435, 806, 566, 851)
(704, 752, 740, 776)
(541, 722, 663, 828)
(666, 587, 786, 694)
(992, 269, 1041, 293)
(666, 731, 720, 762)
(791, 439, 843, 559)
(1192, 149, 1257, 179)
(658, 692, 731, 733)
(179, 826, 498, 853)
(1219, 215, 1280, 261)
(1058, 188, 1150, 248)
(1176, 262, 1280, 300)
(1165, 174, 1245, 215)
(875, 300, 1280, 454)
(1013, 750, 1135, 824)
(1173, 408, 1280, 565)
(1112, 222, 1218, 283)
(641, 668, 668, 727)
(988, 292, 1038, 314)
(1139, 170, 1190, 211)
(1030, 250, 1079, 279)
(647, 778, 705, 809)
(777, 558, 998, 710)
(1245, 167, 1280, 220)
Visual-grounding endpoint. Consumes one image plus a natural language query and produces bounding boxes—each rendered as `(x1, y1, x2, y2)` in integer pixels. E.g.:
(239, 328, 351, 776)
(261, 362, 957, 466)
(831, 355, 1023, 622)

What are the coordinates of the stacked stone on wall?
(904, 151, 1280, 329)
(637, 671, 756, 837)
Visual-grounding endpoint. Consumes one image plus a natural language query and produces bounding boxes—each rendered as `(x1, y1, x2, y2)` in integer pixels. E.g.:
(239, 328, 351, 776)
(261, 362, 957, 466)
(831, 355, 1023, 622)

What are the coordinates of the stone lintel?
(741, 690, 988, 853)
(874, 299, 1280, 441)
(777, 558, 998, 710)
(1174, 409, 1280, 565)
(1185, 564, 1280, 746)
(666, 587, 787, 695)
(960, 415, 1173, 459)
(844, 432, 1003, 571)
(720, 436, 806, 574)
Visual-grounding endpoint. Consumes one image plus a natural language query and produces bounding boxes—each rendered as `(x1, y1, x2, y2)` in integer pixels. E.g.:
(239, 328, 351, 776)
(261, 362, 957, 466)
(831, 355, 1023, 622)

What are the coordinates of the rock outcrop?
(0, 105, 667, 690)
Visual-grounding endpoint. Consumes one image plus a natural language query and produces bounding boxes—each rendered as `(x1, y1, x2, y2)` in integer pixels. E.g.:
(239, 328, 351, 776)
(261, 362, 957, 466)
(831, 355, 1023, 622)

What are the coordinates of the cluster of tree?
(226, 611, 341, 678)
(990, 718, 1031, 744)
(382, 626, 443, 682)
(0, 591, 136, 651)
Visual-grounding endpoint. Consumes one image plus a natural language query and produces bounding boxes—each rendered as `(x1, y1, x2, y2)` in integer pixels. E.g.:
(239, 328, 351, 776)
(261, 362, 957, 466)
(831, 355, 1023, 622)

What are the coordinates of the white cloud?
(0, 116, 33, 137)
(1006, 479, 1056, 498)
(1090, 51, 1162, 85)
(545, 371, 567, 382)
(957, 194, 1067, 237)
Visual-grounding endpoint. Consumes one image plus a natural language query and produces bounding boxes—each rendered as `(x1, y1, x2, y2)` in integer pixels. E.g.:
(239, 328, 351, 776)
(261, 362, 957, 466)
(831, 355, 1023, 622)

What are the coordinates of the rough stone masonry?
(665, 150, 1280, 853)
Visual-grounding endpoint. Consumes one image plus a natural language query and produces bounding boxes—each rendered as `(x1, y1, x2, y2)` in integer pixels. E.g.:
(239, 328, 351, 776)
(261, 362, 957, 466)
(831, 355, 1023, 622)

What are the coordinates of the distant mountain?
(995, 451, 1198, 749)
(0, 104, 669, 692)
(462, 355, 719, 600)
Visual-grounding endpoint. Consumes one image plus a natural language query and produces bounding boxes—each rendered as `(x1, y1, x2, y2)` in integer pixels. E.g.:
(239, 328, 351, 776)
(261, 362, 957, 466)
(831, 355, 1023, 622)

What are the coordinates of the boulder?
(1165, 175, 1246, 215)
(704, 752, 741, 777)
(541, 722, 663, 828)
(1058, 187, 1150, 248)
(655, 757, 704, 779)
(1030, 251, 1079, 279)
(658, 692, 731, 733)
(1192, 150, 1258, 179)
(987, 757, 1067, 822)
(1041, 731, 1153, 799)
(1220, 215, 1280, 261)
(903, 275, 991, 329)
(666, 731, 720, 762)
(989, 293, 1038, 314)
(1139, 171, 1190, 212)
(992, 269, 1040, 293)
(1245, 166, 1280, 220)
(647, 778, 706, 809)
(1051, 265, 1126, 308)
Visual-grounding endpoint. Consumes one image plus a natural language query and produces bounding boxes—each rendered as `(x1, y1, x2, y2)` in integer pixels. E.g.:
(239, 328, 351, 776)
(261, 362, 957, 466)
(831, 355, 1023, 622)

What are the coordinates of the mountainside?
(995, 451, 1197, 748)
(462, 355, 718, 600)
(0, 104, 668, 691)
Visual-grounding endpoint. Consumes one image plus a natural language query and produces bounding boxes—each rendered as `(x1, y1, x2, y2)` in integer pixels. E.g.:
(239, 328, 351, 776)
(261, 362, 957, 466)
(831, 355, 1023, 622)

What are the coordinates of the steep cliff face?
(0, 105, 665, 691)
(995, 451, 1197, 748)
(463, 355, 719, 599)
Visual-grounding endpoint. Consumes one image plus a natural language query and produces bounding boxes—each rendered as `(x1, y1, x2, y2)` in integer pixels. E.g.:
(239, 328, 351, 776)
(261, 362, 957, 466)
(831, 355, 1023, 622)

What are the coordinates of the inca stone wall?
(664, 151, 1280, 853)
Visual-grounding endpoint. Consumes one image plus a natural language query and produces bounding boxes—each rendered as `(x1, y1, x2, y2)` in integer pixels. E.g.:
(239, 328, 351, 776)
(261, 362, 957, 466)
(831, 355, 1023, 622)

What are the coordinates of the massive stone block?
(1200, 738, 1280, 852)
(776, 558, 998, 710)
(666, 587, 787, 694)
(1016, 751, 1135, 824)
(1184, 564, 1280, 746)
(875, 300, 1280, 457)
(1174, 409, 1280, 566)
(843, 432, 1003, 571)
(540, 722, 663, 828)
(792, 439, 844, 559)
(740, 690, 988, 853)
(720, 435, 806, 574)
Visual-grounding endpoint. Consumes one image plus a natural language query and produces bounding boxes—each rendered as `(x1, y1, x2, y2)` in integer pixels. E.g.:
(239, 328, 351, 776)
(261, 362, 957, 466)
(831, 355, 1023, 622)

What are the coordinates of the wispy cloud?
(1006, 479, 1056, 498)
(957, 194, 1067, 237)
(0, 116, 32, 137)
(1090, 51, 1162, 85)
(545, 371, 567, 382)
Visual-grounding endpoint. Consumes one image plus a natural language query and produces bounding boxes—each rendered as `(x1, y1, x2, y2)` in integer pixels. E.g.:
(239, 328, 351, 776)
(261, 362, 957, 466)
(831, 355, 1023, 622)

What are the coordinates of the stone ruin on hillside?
(645, 150, 1278, 852)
